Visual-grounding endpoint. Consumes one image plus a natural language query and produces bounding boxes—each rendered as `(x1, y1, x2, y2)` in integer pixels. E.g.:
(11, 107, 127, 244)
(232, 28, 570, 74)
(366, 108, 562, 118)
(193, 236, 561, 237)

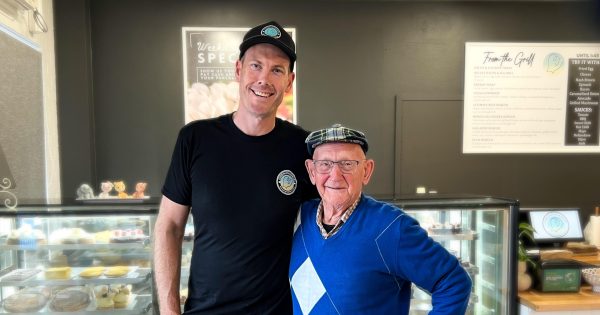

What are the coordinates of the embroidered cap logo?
(261, 25, 281, 39)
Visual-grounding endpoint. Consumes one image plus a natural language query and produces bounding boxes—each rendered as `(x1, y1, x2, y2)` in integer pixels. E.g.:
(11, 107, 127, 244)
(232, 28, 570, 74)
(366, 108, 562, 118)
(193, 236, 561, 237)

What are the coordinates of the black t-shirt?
(162, 114, 317, 315)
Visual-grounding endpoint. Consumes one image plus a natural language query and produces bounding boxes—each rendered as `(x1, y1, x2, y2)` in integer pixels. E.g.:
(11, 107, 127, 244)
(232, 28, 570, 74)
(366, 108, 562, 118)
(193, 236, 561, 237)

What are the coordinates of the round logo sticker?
(542, 212, 569, 238)
(261, 25, 281, 39)
(544, 52, 564, 74)
(276, 170, 297, 195)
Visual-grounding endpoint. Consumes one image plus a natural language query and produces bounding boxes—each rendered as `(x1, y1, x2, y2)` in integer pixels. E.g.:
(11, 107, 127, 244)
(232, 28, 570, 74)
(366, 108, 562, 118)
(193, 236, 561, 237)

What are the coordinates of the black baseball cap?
(239, 21, 296, 71)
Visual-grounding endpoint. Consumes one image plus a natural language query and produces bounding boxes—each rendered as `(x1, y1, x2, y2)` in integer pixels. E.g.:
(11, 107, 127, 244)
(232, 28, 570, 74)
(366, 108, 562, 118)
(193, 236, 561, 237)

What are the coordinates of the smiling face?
(306, 143, 375, 214)
(235, 43, 294, 120)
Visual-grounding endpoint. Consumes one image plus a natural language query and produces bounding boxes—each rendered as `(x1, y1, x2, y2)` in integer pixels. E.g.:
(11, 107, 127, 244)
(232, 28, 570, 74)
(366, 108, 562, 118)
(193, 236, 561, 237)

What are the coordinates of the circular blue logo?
(261, 25, 281, 39)
(276, 170, 297, 195)
(542, 212, 569, 238)
(544, 53, 564, 74)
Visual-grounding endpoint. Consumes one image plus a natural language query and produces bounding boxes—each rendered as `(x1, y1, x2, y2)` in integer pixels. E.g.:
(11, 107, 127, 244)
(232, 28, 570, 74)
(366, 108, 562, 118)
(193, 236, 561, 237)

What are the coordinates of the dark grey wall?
(54, 0, 96, 195)
(55, 1, 600, 218)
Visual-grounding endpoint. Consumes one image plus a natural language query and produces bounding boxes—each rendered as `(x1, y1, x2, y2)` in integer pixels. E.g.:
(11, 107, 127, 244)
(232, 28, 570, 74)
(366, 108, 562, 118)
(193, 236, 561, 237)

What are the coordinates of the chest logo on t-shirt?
(276, 170, 297, 195)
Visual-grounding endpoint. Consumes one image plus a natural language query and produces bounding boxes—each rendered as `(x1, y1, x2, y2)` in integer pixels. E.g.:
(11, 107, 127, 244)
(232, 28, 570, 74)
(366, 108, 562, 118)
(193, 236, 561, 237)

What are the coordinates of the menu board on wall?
(463, 43, 600, 153)
(181, 27, 296, 124)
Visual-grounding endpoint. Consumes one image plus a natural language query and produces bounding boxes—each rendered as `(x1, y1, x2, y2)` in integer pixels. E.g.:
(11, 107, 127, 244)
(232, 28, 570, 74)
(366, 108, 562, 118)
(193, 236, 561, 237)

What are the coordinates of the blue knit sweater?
(289, 195, 472, 315)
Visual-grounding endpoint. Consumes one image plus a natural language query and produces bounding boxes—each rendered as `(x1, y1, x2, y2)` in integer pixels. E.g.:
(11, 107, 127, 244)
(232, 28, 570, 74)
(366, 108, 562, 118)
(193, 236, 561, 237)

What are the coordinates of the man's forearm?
(154, 221, 184, 314)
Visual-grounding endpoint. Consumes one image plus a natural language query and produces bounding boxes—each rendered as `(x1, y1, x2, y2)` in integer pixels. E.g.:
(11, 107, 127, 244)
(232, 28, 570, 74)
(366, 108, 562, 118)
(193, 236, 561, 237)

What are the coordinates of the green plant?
(518, 222, 537, 268)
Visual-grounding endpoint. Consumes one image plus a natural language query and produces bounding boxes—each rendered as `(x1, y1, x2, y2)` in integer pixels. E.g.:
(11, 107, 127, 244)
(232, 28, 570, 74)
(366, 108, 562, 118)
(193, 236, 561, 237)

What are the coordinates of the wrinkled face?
(235, 43, 294, 120)
(305, 143, 374, 213)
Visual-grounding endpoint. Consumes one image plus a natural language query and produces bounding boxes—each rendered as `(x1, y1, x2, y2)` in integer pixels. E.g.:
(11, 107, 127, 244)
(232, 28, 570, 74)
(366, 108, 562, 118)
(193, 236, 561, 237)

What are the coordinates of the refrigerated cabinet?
(389, 195, 519, 315)
(178, 195, 519, 314)
(0, 204, 157, 314)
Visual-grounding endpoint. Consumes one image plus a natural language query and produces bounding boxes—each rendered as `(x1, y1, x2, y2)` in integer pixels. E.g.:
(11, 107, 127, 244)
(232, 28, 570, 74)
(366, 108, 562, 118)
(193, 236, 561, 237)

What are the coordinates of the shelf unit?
(0, 203, 158, 315)
(388, 195, 519, 315)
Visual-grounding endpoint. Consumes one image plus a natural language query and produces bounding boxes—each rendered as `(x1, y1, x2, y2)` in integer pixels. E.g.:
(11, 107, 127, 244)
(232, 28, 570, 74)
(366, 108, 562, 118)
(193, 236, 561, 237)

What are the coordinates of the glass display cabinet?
(180, 217, 194, 309)
(178, 195, 519, 314)
(0, 203, 157, 314)
(388, 195, 519, 315)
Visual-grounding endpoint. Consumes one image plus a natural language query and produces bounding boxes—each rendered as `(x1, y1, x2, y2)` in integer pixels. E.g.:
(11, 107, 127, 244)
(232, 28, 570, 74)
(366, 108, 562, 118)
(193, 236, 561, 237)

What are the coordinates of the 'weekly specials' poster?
(464, 43, 600, 153)
(182, 27, 296, 124)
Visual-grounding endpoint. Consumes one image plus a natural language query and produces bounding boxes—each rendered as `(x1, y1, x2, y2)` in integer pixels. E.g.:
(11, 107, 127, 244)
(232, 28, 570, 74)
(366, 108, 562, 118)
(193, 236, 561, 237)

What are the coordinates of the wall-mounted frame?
(464, 42, 600, 153)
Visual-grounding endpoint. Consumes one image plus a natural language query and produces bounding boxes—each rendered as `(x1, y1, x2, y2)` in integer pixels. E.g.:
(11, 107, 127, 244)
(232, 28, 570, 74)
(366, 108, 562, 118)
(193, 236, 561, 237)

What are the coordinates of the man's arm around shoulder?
(154, 195, 189, 315)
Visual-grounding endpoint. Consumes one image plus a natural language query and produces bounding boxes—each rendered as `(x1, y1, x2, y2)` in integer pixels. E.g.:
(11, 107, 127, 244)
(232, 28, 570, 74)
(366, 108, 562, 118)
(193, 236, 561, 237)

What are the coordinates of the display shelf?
(480, 253, 496, 264)
(409, 294, 478, 315)
(0, 203, 158, 314)
(0, 243, 149, 251)
(409, 301, 430, 315)
(0, 294, 152, 315)
(428, 230, 478, 241)
(0, 268, 150, 287)
(389, 196, 519, 314)
(478, 305, 496, 315)
(480, 278, 496, 291)
(83, 248, 151, 262)
(463, 262, 480, 278)
(181, 267, 190, 280)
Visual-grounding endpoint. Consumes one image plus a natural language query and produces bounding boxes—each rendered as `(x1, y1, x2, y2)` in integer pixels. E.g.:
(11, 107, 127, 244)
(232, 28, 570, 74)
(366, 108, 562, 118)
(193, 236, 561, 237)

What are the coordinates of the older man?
(289, 124, 472, 315)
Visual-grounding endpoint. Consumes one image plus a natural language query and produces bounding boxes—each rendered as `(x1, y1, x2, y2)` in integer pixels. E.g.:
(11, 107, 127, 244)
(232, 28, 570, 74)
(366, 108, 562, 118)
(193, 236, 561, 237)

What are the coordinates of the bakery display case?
(0, 203, 157, 314)
(180, 217, 194, 308)
(388, 195, 519, 315)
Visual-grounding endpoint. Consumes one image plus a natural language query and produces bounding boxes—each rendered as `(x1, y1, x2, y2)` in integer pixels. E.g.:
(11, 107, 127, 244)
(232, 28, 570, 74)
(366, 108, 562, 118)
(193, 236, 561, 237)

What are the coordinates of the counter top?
(519, 287, 600, 311)
(571, 253, 600, 266)
(518, 252, 600, 312)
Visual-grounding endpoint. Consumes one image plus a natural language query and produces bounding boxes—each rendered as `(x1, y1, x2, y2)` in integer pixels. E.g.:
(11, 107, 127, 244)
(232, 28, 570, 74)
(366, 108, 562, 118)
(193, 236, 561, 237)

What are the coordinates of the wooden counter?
(518, 252, 600, 314)
(519, 287, 600, 312)
(571, 253, 600, 266)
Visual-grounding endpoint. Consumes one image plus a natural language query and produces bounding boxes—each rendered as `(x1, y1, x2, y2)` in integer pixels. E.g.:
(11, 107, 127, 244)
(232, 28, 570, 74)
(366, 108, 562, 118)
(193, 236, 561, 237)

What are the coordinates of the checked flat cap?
(305, 124, 369, 156)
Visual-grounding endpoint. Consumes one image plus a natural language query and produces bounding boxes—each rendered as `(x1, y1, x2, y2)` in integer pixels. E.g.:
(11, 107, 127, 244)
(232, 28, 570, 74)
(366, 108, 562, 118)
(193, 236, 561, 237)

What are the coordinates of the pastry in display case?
(389, 195, 519, 315)
(0, 204, 157, 314)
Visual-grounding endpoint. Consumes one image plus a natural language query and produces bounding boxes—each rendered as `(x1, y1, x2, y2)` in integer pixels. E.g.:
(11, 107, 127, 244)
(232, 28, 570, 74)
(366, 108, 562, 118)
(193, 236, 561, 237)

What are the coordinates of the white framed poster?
(182, 27, 297, 124)
(463, 42, 600, 153)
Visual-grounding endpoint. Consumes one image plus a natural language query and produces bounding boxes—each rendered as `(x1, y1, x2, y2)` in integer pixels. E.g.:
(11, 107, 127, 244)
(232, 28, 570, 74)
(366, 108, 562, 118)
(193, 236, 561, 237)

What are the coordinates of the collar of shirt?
(316, 194, 362, 239)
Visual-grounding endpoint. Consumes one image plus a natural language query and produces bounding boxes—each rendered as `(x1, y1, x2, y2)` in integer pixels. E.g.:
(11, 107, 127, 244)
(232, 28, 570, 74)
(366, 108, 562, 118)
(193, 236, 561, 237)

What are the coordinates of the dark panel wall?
(54, 0, 96, 195)
(55, 1, 600, 218)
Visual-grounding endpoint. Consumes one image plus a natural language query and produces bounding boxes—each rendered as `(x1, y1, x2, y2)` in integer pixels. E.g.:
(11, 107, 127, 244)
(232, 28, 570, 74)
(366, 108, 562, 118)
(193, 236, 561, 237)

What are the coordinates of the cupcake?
(96, 291, 114, 310)
(113, 285, 130, 309)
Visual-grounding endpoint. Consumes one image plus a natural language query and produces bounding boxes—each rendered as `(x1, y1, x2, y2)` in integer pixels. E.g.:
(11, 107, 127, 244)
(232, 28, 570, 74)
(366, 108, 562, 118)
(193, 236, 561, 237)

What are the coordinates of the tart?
(44, 267, 71, 280)
(50, 288, 90, 312)
(79, 267, 104, 279)
(1, 268, 41, 281)
(2, 291, 48, 313)
(104, 266, 130, 278)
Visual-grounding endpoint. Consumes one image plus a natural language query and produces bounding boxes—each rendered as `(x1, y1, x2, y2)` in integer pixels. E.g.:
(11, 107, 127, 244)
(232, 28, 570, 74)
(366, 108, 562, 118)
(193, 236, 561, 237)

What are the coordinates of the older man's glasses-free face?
(312, 160, 364, 174)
